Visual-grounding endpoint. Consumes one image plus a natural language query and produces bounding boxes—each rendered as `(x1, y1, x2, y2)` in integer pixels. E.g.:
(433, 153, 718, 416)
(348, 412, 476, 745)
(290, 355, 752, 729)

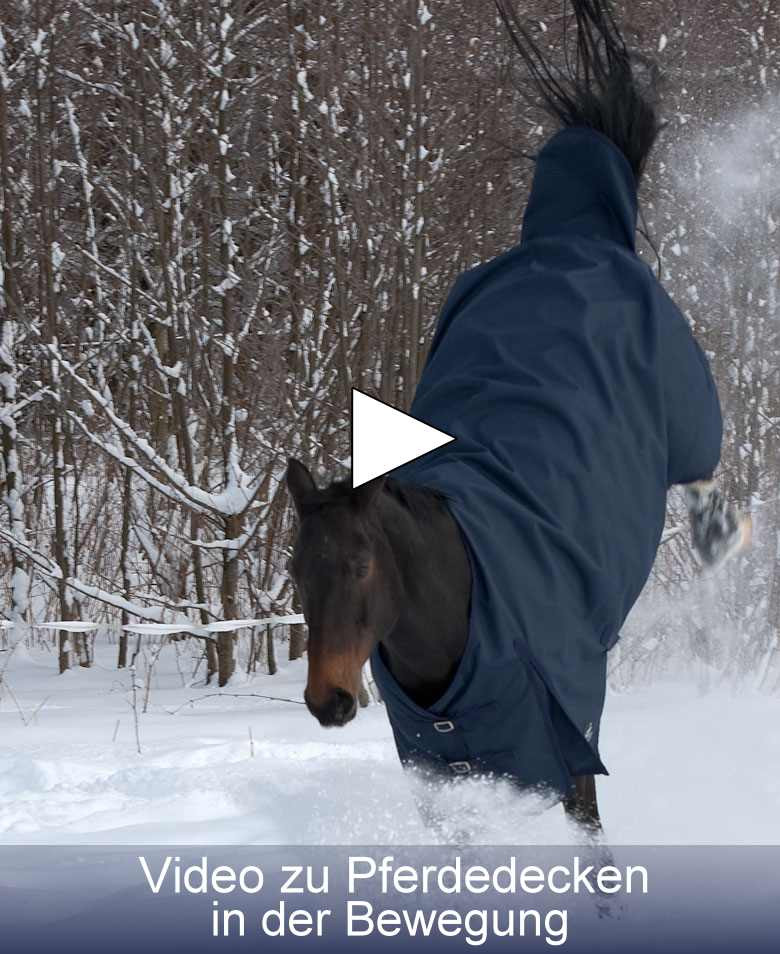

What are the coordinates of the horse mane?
(314, 476, 447, 523)
(384, 477, 449, 523)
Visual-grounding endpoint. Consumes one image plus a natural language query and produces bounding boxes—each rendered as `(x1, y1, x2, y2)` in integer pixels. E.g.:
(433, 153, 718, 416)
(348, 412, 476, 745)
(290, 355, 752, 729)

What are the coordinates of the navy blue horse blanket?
(371, 127, 722, 797)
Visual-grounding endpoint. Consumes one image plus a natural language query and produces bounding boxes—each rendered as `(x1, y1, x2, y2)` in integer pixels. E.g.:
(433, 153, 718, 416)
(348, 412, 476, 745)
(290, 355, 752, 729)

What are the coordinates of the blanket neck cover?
(371, 127, 723, 798)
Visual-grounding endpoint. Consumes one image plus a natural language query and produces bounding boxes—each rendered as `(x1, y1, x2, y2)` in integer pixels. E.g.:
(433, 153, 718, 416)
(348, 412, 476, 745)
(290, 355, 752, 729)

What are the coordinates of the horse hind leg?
(564, 777, 624, 920)
(684, 480, 752, 568)
(562, 774, 602, 835)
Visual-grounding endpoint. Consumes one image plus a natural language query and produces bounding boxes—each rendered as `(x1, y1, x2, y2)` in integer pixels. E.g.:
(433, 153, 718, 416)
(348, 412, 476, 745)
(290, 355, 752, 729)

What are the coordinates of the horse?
(285, 0, 750, 833)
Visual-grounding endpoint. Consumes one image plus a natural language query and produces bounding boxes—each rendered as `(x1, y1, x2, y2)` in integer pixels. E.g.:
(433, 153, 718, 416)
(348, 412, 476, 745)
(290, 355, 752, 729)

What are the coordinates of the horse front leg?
(683, 479, 751, 567)
(563, 774, 601, 834)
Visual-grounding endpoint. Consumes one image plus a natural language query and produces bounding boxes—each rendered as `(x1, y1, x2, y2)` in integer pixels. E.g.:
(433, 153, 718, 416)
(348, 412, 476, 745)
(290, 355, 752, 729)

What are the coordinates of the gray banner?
(1, 846, 778, 952)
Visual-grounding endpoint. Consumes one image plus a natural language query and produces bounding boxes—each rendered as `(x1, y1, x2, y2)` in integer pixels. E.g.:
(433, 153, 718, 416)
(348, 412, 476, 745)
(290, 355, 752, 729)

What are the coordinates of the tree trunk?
(289, 624, 306, 660)
(0, 72, 28, 638)
(266, 624, 277, 676)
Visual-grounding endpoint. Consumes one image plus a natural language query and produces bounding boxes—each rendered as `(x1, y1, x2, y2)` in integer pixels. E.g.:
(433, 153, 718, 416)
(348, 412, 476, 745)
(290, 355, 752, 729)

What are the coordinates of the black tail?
(495, 0, 662, 182)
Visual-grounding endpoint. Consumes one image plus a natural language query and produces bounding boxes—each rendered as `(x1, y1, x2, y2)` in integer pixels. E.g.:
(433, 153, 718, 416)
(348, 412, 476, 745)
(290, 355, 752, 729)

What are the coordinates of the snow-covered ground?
(1, 639, 778, 845)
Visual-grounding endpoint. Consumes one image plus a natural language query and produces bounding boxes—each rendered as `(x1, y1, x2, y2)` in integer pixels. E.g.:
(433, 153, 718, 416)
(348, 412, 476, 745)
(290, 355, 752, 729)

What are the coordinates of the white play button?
(351, 388, 455, 489)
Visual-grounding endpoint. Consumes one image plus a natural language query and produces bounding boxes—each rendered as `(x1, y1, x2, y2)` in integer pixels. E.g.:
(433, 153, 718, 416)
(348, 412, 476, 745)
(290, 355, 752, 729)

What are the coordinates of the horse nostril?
(331, 688, 356, 724)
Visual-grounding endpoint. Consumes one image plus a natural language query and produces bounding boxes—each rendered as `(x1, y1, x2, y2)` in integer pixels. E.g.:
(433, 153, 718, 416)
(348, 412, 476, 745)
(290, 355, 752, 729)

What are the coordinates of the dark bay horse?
(285, 0, 749, 833)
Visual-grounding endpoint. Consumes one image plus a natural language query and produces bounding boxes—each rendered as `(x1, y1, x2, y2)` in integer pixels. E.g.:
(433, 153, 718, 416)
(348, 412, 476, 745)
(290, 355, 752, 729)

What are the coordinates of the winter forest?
(1, 0, 779, 696)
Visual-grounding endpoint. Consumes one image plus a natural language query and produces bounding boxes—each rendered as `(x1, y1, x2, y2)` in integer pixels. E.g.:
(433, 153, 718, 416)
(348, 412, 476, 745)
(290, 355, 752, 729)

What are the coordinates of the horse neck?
(377, 482, 472, 707)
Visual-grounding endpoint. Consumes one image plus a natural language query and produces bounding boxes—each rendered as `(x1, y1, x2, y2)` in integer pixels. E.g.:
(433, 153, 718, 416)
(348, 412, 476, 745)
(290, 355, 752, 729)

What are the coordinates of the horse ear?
(352, 475, 386, 512)
(286, 458, 317, 516)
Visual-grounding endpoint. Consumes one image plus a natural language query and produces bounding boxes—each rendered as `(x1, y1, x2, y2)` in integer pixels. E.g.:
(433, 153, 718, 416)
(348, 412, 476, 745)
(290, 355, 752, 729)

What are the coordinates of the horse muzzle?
(304, 687, 357, 727)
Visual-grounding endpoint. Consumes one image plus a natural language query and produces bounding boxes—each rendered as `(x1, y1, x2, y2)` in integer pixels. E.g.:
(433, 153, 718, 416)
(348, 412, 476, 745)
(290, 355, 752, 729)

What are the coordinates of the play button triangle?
(351, 388, 455, 489)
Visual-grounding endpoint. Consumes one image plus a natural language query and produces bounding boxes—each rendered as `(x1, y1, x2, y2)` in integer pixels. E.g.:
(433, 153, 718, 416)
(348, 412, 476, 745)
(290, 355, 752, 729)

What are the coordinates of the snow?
(296, 69, 314, 102)
(220, 13, 234, 41)
(124, 22, 139, 51)
(30, 30, 46, 57)
(1, 641, 778, 846)
(50, 242, 65, 271)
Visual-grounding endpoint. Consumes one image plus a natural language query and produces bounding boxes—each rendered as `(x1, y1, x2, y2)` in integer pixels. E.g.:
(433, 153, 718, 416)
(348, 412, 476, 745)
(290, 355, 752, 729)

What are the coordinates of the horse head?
(285, 458, 402, 727)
